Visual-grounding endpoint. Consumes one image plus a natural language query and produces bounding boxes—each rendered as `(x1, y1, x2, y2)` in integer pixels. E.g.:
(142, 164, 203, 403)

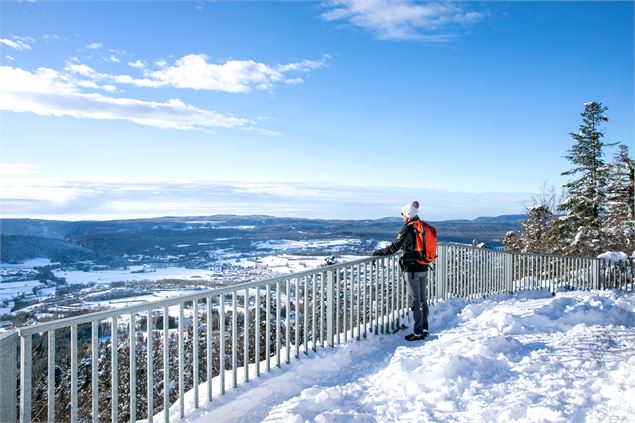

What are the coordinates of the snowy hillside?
(181, 289, 635, 422)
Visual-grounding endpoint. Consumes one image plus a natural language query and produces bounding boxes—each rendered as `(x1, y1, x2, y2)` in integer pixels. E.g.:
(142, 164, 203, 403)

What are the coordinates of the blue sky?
(1, 1, 633, 220)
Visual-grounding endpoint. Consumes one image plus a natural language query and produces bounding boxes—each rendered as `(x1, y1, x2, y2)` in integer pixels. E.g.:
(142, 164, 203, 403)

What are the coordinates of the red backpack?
(409, 220, 437, 265)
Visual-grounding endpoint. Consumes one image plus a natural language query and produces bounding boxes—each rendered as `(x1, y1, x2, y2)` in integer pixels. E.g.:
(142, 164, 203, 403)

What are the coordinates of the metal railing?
(1, 243, 633, 422)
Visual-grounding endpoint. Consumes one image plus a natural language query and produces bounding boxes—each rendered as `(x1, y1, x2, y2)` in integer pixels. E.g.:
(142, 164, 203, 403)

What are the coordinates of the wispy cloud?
(0, 163, 40, 176)
(320, 0, 484, 41)
(1, 51, 327, 133)
(0, 35, 34, 50)
(102, 53, 330, 93)
(0, 66, 252, 131)
(57, 54, 328, 94)
(86, 42, 102, 50)
(128, 60, 145, 69)
(0, 178, 531, 221)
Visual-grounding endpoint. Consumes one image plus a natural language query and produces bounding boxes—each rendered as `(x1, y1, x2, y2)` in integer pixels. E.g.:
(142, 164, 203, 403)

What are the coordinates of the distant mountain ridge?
(0, 214, 525, 263)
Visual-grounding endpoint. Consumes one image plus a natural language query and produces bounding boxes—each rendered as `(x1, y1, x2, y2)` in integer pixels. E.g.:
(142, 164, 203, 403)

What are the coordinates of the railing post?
(0, 331, 17, 423)
(326, 269, 334, 347)
(505, 252, 514, 293)
(20, 334, 32, 423)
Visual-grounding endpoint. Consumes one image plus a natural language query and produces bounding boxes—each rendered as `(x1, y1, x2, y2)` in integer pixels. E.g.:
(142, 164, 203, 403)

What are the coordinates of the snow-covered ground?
(53, 267, 220, 285)
(181, 289, 635, 423)
(235, 254, 363, 274)
(253, 239, 361, 251)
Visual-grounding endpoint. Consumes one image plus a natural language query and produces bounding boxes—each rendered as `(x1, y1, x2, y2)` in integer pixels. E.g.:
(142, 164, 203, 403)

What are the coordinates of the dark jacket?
(373, 217, 428, 272)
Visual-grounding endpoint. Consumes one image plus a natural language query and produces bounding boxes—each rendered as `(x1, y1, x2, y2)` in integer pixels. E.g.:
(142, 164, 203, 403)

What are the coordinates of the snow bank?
(598, 251, 629, 263)
(184, 289, 635, 423)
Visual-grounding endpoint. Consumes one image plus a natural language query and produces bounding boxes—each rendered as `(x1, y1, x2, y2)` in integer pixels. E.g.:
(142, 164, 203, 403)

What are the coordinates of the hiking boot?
(405, 331, 428, 341)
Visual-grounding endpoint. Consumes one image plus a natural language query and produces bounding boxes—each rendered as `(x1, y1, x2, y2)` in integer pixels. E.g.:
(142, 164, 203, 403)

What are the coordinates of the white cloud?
(0, 163, 40, 176)
(0, 35, 34, 50)
(129, 60, 146, 69)
(111, 54, 330, 93)
(5, 55, 15, 61)
(86, 42, 102, 49)
(321, 0, 484, 41)
(41, 34, 61, 42)
(0, 65, 252, 131)
(58, 54, 329, 93)
(108, 55, 120, 63)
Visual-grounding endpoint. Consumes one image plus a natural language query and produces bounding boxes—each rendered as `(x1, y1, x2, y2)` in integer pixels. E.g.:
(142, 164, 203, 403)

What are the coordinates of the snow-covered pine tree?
(502, 230, 523, 252)
(520, 205, 557, 253)
(603, 143, 635, 253)
(557, 101, 615, 256)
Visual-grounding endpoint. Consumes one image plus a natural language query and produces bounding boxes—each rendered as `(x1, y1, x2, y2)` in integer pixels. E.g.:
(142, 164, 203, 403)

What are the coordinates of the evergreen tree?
(521, 205, 557, 253)
(502, 230, 523, 252)
(603, 143, 635, 253)
(557, 101, 614, 256)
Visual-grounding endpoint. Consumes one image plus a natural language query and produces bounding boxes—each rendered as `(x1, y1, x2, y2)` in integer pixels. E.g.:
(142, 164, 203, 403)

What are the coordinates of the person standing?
(373, 201, 430, 341)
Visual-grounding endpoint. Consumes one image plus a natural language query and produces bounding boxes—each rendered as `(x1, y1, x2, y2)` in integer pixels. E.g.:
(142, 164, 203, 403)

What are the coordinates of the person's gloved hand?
(372, 250, 382, 256)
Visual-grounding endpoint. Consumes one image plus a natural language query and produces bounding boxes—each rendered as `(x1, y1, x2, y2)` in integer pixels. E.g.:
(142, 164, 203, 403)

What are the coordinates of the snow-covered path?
(185, 290, 635, 423)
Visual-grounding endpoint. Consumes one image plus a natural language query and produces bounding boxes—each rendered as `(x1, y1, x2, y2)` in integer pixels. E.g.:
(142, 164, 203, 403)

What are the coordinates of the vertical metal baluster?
(320, 273, 325, 348)
(71, 324, 78, 423)
(295, 278, 300, 359)
(147, 311, 153, 423)
(206, 298, 212, 402)
(489, 250, 493, 293)
(129, 313, 136, 423)
(356, 264, 361, 340)
(232, 292, 238, 388)
(163, 306, 169, 423)
(275, 282, 281, 366)
(244, 289, 250, 382)
(219, 295, 226, 395)
(375, 259, 380, 335)
(477, 250, 481, 296)
(20, 334, 32, 423)
(363, 262, 368, 338)
(346, 266, 355, 339)
(193, 300, 199, 408)
(342, 267, 347, 342)
(336, 270, 341, 345)
(255, 288, 261, 377)
(303, 277, 308, 355)
(178, 303, 184, 419)
(538, 255, 542, 290)
(327, 270, 335, 347)
(381, 258, 386, 334)
(111, 317, 118, 423)
(312, 275, 316, 352)
(48, 329, 55, 423)
(391, 257, 396, 329)
(386, 257, 394, 333)
(372, 260, 376, 334)
(286, 279, 291, 364)
(266, 284, 271, 372)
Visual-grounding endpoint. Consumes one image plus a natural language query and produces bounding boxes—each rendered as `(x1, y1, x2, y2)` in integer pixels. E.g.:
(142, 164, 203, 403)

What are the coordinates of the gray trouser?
(404, 271, 429, 334)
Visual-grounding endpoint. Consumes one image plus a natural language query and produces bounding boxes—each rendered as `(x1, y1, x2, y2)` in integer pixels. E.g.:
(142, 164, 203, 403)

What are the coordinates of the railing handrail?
(16, 254, 387, 336)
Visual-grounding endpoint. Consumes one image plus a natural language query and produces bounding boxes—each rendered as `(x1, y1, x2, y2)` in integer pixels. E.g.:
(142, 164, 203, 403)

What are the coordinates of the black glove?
(372, 250, 382, 256)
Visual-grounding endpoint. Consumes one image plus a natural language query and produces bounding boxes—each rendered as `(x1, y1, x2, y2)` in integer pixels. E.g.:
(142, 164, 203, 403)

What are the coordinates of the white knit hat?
(401, 200, 420, 219)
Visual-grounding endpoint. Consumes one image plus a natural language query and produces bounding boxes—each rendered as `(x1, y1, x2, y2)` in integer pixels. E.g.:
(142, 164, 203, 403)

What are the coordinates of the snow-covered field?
(235, 254, 363, 274)
(53, 267, 220, 285)
(182, 289, 635, 423)
(253, 239, 361, 251)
